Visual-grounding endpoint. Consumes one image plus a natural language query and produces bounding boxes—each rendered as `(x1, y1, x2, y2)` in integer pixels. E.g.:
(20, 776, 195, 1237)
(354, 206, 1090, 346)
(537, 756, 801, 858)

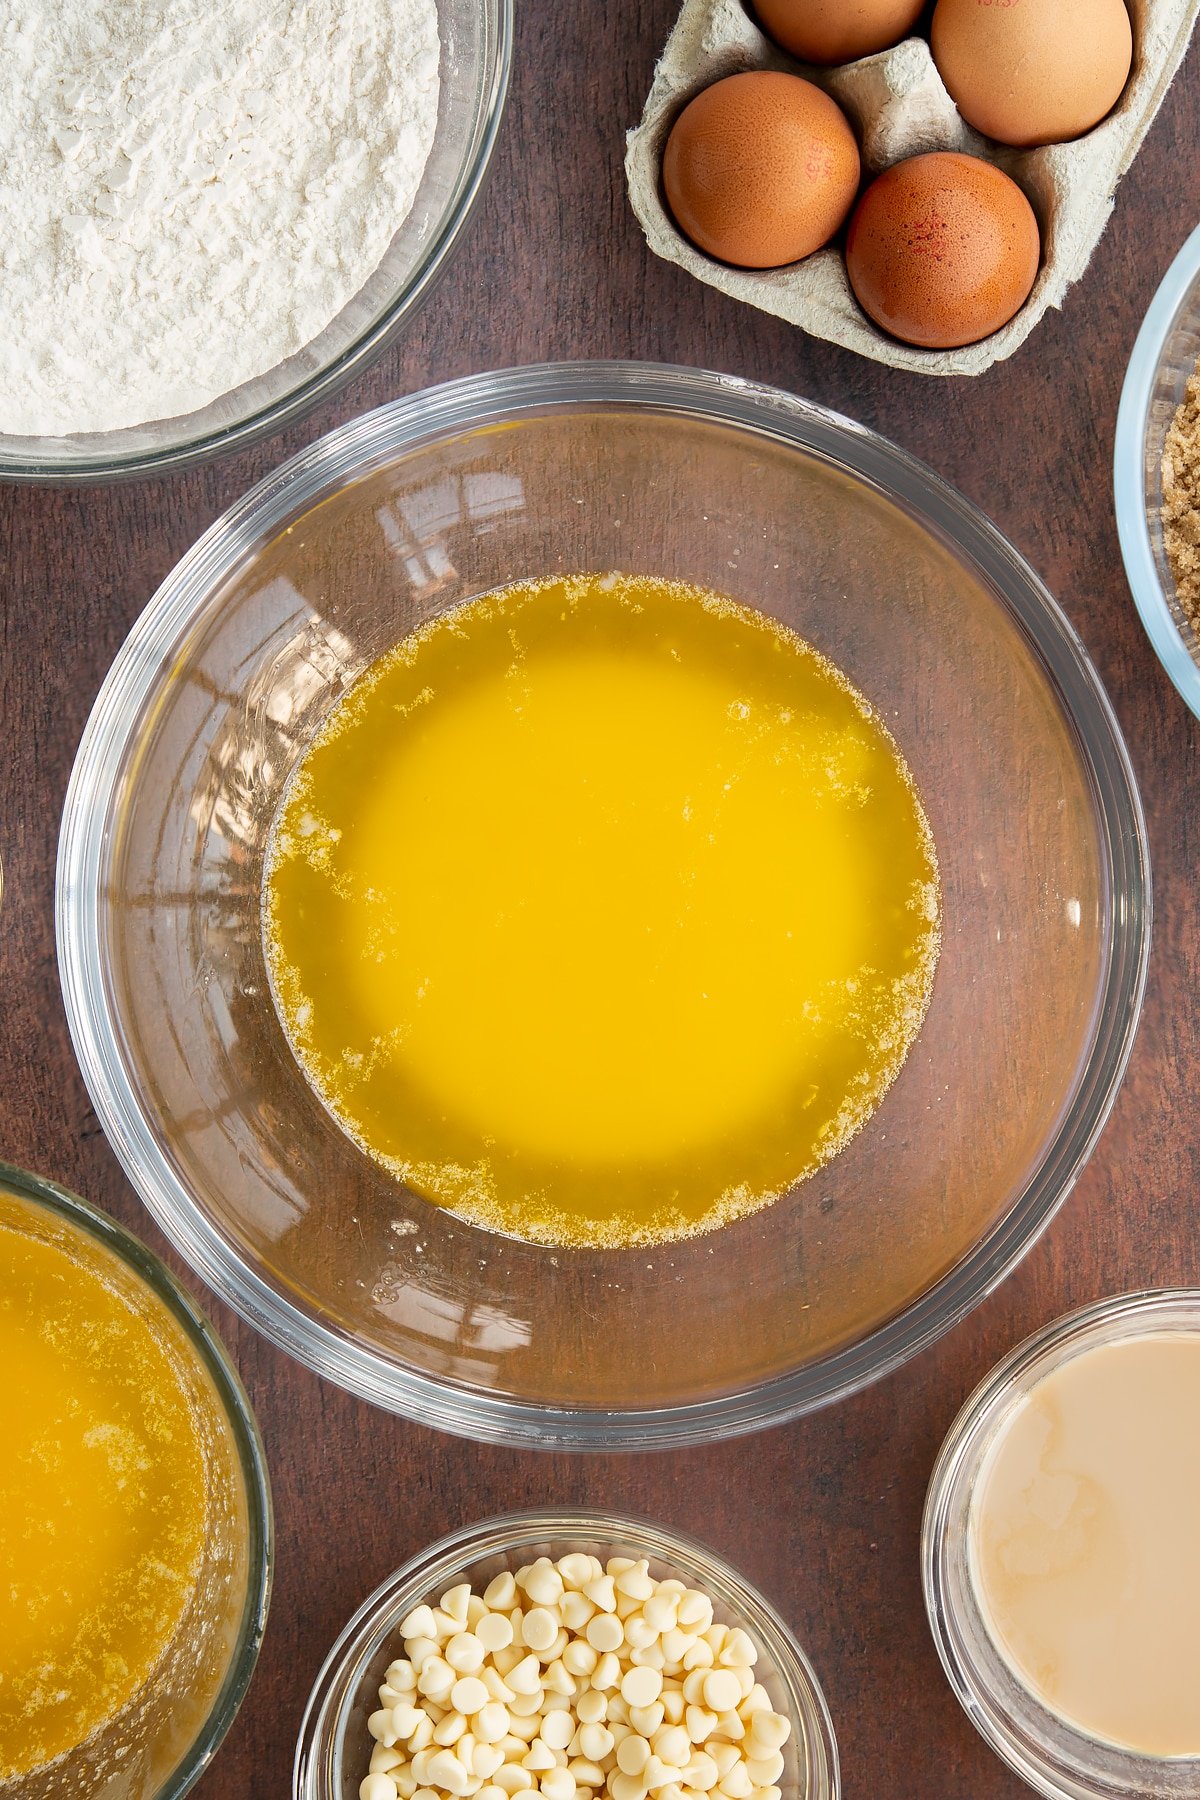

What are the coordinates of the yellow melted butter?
(0, 1198, 208, 1779)
(265, 573, 941, 1246)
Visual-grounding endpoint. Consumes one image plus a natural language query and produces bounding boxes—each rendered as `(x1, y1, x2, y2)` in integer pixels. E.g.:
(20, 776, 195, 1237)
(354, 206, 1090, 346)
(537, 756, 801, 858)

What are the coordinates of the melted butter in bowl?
(264, 571, 940, 1248)
(0, 1171, 269, 1794)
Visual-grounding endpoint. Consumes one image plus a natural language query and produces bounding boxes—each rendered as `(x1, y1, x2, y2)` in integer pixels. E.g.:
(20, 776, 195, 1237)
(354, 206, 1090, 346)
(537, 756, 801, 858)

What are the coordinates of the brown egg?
(662, 71, 861, 269)
(754, 0, 926, 66)
(931, 0, 1133, 148)
(845, 152, 1040, 349)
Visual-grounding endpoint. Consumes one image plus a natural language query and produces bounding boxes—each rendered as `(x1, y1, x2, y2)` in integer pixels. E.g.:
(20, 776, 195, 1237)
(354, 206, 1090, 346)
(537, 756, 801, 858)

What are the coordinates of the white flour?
(0, 0, 440, 437)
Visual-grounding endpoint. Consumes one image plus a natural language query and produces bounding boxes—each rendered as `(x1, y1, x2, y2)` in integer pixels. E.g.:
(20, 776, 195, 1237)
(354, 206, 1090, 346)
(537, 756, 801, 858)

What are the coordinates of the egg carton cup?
(625, 0, 1199, 375)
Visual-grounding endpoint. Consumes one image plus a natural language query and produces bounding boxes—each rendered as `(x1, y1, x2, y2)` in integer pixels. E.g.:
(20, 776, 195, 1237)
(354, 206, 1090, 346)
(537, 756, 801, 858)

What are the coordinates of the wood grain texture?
(2, 5, 1199, 1796)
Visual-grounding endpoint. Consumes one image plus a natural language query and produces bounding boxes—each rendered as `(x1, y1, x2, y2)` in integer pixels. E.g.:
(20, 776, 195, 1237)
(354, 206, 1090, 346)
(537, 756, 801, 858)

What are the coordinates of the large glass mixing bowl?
(0, 0, 510, 482)
(56, 362, 1150, 1447)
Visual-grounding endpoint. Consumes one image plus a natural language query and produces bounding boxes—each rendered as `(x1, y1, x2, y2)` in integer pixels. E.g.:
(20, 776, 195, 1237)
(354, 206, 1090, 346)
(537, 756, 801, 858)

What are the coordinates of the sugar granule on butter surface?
(0, 0, 438, 437)
(360, 1555, 793, 1800)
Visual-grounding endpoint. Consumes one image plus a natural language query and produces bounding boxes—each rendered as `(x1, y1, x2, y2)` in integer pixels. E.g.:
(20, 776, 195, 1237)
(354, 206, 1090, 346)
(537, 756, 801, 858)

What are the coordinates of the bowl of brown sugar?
(1115, 220, 1200, 718)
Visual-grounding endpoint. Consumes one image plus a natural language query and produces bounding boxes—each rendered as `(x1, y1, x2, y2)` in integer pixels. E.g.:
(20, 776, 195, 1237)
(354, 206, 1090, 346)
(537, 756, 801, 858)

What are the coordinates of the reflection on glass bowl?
(57, 362, 1149, 1449)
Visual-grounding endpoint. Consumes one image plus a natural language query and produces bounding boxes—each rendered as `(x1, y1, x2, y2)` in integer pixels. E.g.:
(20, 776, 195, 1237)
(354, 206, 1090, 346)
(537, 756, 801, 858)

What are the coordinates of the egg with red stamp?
(845, 151, 1041, 349)
(662, 70, 861, 269)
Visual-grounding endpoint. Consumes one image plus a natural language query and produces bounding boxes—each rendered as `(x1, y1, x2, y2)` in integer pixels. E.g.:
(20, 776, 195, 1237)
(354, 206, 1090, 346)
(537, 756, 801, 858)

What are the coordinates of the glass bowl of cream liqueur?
(924, 1290, 1200, 1800)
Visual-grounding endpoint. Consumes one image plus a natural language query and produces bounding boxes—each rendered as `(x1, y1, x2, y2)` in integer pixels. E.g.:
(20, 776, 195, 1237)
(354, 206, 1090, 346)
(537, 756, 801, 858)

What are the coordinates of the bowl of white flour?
(0, 0, 511, 479)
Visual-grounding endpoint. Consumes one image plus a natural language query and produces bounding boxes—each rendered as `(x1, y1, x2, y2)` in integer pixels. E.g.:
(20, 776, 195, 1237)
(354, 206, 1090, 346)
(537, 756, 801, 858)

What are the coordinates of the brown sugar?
(1162, 372, 1200, 637)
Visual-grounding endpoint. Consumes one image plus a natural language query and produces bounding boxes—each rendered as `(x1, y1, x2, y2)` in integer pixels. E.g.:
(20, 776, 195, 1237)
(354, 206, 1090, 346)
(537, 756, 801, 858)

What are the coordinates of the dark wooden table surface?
(3, 8, 1199, 1797)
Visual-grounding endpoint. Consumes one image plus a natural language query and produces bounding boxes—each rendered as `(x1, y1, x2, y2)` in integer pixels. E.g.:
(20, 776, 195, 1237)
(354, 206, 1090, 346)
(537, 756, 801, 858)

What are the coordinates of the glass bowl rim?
(1114, 218, 1200, 722)
(55, 358, 1151, 1449)
(0, 1156, 274, 1800)
(0, 0, 513, 484)
(291, 1505, 840, 1800)
(921, 1288, 1200, 1799)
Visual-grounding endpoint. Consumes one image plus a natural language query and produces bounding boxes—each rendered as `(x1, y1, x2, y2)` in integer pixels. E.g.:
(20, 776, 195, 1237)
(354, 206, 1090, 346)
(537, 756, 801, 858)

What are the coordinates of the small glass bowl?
(0, 1159, 273, 1800)
(1114, 220, 1200, 720)
(0, 0, 511, 482)
(922, 1290, 1200, 1800)
(294, 1509, 839, 1800)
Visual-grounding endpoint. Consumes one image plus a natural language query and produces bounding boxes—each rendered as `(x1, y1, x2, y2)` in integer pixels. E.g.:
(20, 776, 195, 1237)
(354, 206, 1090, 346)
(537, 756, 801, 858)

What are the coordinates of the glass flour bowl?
(0, 0, 510, 483)
(293, 1510, 839, 1800)
(56, 361, 1150, 1448)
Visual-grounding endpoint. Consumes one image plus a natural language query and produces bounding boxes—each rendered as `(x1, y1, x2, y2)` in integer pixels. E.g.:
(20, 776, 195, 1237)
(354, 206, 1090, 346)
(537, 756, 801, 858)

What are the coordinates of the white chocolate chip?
(627, 1704, 665, 1738)
(557, 1554, 594, 1591)
(409, 1716, 436, 1752)
(583, 1575, 617, 1613)
(580, 1723, 615, 1762)
(614, 1564, 655, 1602)
(478, 1614, 515, 1654)
(687, 1754, 721, 1792)
(522, 1610, 560, 1653)
(586, 1615, 624, 1654)
(660, 1690, 685, 1726)
(621, 1668, 663, 1709)
(683, 1706, 712, 1749)
(426, 1752, 472, 1796)
(507, 1655, 542, 1696)
(560, 1592, 596, 1632)
(367, 1559, 789, 1800)
(651, 1726, 689, 1767)
(616, 1735, 652, 1777)
(443, 1587, 472, 1626)
(562, 1640, 598, 1678)
(475, 1703, 511, 1744)
(643, 1594, 678, 1634)
(718, 1765, 753, 1800)
(403, 1606, 438, 1642)
(540, 1712, 576, 1752)
(362, 1775, 399, 1800)
(745, 1712, 789, 1753)
(447, 1635, 486, 1674)
(451, 1678, 489, 1716)
(485, 1574, 518, 1611)
(524, 1562, 565, 1606)
(744, 1754, 784, 1786)
(701, 1672, 742, 1715)
(495, 1769, 533, 1795)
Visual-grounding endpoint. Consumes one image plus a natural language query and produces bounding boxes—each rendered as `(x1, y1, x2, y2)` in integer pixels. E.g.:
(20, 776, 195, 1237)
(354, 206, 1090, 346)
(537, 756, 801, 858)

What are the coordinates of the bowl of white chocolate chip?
(293, 1510, 839, 1800)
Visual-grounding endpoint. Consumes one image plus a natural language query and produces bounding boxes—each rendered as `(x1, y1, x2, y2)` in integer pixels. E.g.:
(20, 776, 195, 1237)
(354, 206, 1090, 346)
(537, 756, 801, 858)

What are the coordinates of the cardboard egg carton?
(625, 0, 1198, 374)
